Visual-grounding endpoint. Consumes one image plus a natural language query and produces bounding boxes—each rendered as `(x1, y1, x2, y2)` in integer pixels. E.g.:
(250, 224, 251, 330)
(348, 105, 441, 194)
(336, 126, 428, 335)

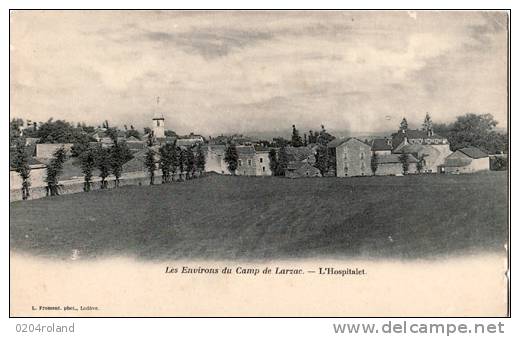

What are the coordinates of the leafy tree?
(144, 149, 156, 185)
(224, 144, 239, 175)
(10, 118, 24, 145)
(272, 137, 289, 148)
(36, 118, 95, 144)
(186, 147, 196, 179)
(276, 146, 289, 176)
(416, 154, 425, 173)
(144, 127, 152, 135)
(433, 113, 507, 153)
(12, 140, 31, 200)
(126, 129, 141, 140)
(314, 145, 329, 176)
(105, 127, 119, 144)
(303, 134, 308, 146)
(268, 149, 278, 176)
(95, 147, 111, 189)
(422, 113, 433, 133)
(398, 153, 409, 174)
(399, 118, 408, 132)
(78, 146, 96, 191)
(45, 147, 67, 196)
(147, 132, 154, 147)
(110, 142, 132, 187)
(165, 130, 178, 137)
(159, 144, 174, 183)
(370, 152, 378, 175)
(195, 144, 206, 176)
(316, 124, 335, 146)
(71, 136, 91, 157)
(308, 130, 316, 144)
(291, 125, 303, 147)
(178, 147, 189, 180)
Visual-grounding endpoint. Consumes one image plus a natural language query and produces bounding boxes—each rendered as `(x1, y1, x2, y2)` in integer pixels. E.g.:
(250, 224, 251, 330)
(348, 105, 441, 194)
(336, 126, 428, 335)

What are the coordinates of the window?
(360, 152, 365, 160)
(247, 159, 252, 166)
(259, 158, 263, 163)
(157, 120, 160, 127)
(361, 161, 365, 170)
(238, 159, 242, 166)
(262, 166, 266, 172)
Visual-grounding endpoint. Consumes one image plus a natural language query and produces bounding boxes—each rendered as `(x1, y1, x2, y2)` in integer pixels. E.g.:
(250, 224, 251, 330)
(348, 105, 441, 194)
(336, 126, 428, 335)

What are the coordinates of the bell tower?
(152, 96, 165, 138)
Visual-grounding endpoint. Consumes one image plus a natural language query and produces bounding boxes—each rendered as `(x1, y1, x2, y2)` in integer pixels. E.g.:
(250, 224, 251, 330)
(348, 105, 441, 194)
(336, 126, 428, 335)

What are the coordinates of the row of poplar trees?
(144, 142, 206, 185)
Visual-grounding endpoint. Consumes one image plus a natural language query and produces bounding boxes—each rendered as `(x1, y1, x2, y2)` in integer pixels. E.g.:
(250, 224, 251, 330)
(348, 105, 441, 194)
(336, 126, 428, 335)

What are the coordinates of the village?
(9, 109, 507, 202)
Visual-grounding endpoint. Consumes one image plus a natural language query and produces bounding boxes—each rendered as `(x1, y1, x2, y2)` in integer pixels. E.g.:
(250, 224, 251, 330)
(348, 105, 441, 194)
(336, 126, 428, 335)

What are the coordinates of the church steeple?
(152, 96, 165, 138)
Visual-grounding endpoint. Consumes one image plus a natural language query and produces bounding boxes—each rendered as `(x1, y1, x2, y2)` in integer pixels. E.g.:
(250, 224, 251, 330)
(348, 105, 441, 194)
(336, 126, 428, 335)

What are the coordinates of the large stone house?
(254, 146, 272, 176)
(392, 129, 451, 173)
(236, 145, 257, 176)
(442, 146, 490, 174)
(328, 138, 372, 177)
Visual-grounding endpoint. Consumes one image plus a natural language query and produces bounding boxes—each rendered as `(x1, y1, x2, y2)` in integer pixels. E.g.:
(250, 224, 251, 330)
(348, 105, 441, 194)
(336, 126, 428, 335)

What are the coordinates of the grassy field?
(10, 171, 508, 260)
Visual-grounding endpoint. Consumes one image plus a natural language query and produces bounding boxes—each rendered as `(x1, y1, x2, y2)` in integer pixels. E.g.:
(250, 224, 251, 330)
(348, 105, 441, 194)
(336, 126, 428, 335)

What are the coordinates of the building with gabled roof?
(442, 146, 490, 174)
(328, 137, 372, 177)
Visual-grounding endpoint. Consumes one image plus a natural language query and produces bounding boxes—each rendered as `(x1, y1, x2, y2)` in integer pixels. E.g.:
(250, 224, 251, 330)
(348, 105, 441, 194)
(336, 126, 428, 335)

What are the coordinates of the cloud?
(143, 28, 273, 59)
(10, 10, 509, 135)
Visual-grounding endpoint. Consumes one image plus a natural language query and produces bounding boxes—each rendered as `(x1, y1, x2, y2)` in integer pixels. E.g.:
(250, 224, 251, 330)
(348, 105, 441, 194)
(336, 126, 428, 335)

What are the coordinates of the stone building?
(442, 147, 490, 174)
(328, 138, 372, 177)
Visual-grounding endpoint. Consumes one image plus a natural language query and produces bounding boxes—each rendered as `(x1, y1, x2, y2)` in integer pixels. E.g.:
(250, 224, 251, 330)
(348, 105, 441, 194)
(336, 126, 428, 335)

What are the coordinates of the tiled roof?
(327, 137, 367, 148)
(285, 146, 314, 161)
(458, 146, 489, 159)
(376, 153, 418, 164)
(236, 145, 255, 156)
(371, 138, 392, 151)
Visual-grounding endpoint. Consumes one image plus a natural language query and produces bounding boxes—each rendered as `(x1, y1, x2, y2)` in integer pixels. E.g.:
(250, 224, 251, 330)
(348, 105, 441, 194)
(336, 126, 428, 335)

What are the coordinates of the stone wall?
(10, 172, 164, 202)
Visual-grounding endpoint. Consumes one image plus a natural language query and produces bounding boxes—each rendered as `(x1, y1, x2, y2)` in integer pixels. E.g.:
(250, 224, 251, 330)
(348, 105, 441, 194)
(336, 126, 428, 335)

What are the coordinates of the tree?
(45, 147, 67, 196)
(448, 113, 505, 153)
(195, 143, 206, 176)
(186, 147, 196, 179)
(12, 140, 31, 200)
(314, 145, 329, 176)
(144, 127, 152, 135)
(371, 152, 378, 175)
(144, 149, 156, 185)
(78, 146, 96, 191)
(110, 142, 132, 187)
(105, 127, 119, 144)
(416, 154, 425, 173)
(165, 130, 178, 137)
(159, 144, 173, 183)
(272, 137, 289, 148)
(303, 134, 308, 146)
(398, 153, 409, 175)
(36, 118, 95, 144)
(224, 144, 239, 175)
(422, 113, 433, 133)
(276, 146, 289, 176)
(316, 124, 335, 146)
(291, 125, 303, 147)
(95, 147, 111, 189)
(399, 118, 408, 132)
(71, 136, 91, 157)
(268, 149, 278, 176)
(126, 129, 141, 140)
(308, 130, 316, 144)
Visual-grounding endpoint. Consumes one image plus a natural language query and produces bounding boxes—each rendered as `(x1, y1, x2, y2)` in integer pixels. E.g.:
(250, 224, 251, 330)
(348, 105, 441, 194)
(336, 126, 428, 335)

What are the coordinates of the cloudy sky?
(10, 10, 508, 136)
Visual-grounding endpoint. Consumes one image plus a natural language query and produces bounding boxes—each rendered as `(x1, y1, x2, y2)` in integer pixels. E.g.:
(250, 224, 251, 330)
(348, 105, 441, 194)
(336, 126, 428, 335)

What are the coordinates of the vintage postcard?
(9, 10, 509, 317)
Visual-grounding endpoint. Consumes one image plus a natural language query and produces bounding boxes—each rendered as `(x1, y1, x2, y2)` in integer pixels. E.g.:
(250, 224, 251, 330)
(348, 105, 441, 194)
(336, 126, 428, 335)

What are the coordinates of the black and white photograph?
(9, 9, 509, 317)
